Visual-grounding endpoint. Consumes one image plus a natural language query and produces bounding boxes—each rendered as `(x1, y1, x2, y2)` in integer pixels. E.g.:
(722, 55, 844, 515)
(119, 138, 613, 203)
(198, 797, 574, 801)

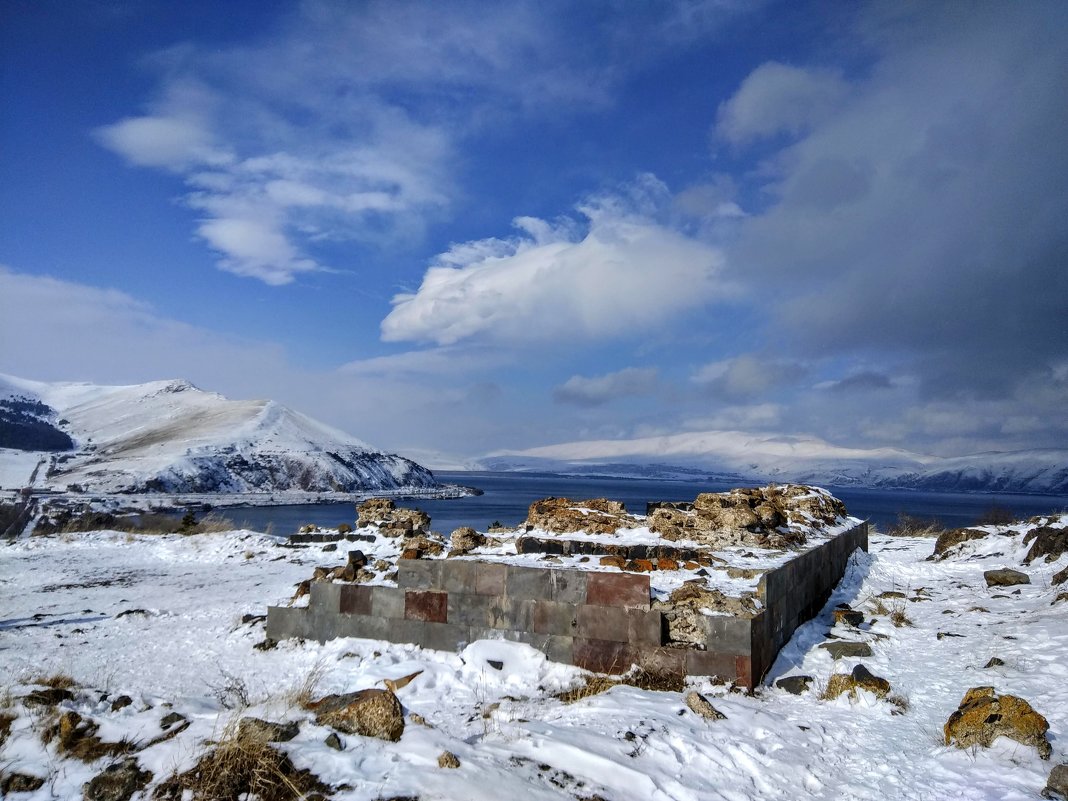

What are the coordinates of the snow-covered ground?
(0, 516, 1065, 800)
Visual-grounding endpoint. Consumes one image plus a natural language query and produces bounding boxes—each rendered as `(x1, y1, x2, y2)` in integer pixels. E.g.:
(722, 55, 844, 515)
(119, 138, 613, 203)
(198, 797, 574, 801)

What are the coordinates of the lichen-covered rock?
(944, 687, 1051, 759)
(437, 751, 461, 769)
(984, 568, 1030, 587)
(83, 758, 152, 801)
(1, 772, 46, 794)
(524, 497, 637, 535)
(1024, 526, 1068, 564)
(685, 691, 726, 720)
(237, 717, 299, 743)
(931, 528, 989, 560)
(399, 531, 445, 558)
(1043, 763, 1068, 800)
(818, 641, 873, 660)
(310, 689, 404, 742)
(823, 665, 890, 700)
(448, 527, 485, 555)
(357, 499, 430, 535)
(775, 675, 813, 695)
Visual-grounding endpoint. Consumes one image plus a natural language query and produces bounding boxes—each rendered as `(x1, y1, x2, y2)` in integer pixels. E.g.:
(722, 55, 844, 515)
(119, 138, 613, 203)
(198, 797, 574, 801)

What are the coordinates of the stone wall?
(266, 522, 867, 689)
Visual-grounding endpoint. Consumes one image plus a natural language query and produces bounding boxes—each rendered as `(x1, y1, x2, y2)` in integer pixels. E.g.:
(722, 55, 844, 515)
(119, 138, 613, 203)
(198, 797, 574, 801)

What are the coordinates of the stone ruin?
(267, 485, 868, 689)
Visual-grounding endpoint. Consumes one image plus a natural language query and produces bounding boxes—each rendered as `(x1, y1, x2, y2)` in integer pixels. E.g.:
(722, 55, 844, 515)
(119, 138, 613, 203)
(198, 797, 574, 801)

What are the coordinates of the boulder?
(685, 691, 726, 721)
(1, 773, 46, 794)
(83, 758, 152, 801)
(524, 497, 637, 535)
(818, 641, 873, 660)
(1054, 566, 1067, 586)
(438, 751, 461, 769)
(824, 664, 891, 700)
(931, 528, 988, 559)
(944, 686, 1051, 759)
(984, 569, 1030, 588)
(310, 689, 404, 742)
(774, 675, 813, 695)
(237, 717, 299, 743)
(833, 605, 865, 627)
(1043, 763, 1068, 800)
(448, 527, 485, 555)
(1023, 526, 1068, 565)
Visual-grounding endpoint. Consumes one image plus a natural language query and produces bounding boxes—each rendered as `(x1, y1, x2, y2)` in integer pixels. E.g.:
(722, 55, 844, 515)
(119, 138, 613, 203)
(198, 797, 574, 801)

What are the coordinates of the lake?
(220, 470, 1068, 536)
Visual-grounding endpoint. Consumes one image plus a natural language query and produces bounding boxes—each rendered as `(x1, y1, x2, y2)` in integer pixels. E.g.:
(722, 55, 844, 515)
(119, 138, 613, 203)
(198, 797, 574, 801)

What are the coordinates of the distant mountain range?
(482, 430, 1068, 495)
(0, 374, 440, 496)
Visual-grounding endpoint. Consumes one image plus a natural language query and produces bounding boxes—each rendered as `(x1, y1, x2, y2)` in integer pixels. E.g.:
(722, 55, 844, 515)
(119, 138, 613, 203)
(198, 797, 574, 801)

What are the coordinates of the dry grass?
(32, 673, 77, 690)
(554, 667, 684, 704)
(554, 674, 620, 704)
(0, 711, 15, 748)
(154, 718, 330, 801)
(867, 596, 890, 616)
(885, 513, 945, 538)
(41, 710, 134, 762)
(286, 661, 327, 711)
(889, 605, 913, 627)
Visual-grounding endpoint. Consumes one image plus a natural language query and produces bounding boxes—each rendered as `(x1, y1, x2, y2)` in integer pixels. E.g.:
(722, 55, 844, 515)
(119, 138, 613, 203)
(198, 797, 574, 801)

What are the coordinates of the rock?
(237, 717, 299, 743)
(984, 568, 1030, 587)
(931, 528, 988, 559)
(1053, 593, 1068, 606)
(944, 686, 1051, 759)
(310, 689, 404, 742)
(83, 758, 152, 801)
(25, 687, 74, 706)
(775, 675, 813, 695)
(1043, 763, 1068, 800)
(347, 550, 368, 568)
(1023, 526, 1068, 564)
(448, 527, 485, 555)
(524, 497, 637, 535)
(657, 557, 680, 571)
(399, 531, 446, 558)
(1, 772, 46, 794)
(322, 543, 337, 552)
(357, 499, 430, 534)
(1054, 566, 1068, 586)
(599, 555, 626, 569)
(823, 664, 891, 701)
(878, 590, 907, 599)
(324, 732, 344, 751)
(818, 641, 873, 660)
(833, 606, 865, 627)
(685, 691, 726, 721)
(438, 751, 461, 769)
(983, 657, 1005, 668)
(110, 695, 133, 712)
(160, 711, 185, 729)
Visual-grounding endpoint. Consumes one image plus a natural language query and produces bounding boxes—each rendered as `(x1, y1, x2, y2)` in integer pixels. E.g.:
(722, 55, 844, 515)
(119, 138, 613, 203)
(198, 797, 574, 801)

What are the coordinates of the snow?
(0, 515, 1065, 800)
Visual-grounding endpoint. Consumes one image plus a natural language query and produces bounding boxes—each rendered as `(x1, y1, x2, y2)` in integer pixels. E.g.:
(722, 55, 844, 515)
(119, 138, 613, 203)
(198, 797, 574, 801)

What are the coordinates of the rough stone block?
(310, 581, 341, 613)
(306, 609, 340, 643)
(339, 584, 372, 615)
(336, 613, 392, 641)
(486, 597, 535, 631)
(506, 565, 553, 600)
(397, 559, 444, 590)
(704, 616, 753, 654)
(379, 618, 425, 645)
(576, 605, 628, 642)
(370, 587, 405, 619)
(548, 569, 588, 604)
(448, 593, 495, 628)
(685, 650, 740, 680)
(475, 562, 508, 595)
(572, 638, 636, 674)
(586, 572, 650, 609)
(405, 590, 448, 623)
(442, 560, 479, 594)
(636, 647, 686, 676)
(422, 622, 473, 653)
(265, 606, 309, 641)
(533, 600, 579, 636)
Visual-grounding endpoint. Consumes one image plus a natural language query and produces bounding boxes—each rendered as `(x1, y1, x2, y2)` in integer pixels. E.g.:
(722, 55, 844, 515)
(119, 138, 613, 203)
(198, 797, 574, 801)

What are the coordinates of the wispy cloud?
(553, 367, 659, 407)
(382, 175, 730, 345)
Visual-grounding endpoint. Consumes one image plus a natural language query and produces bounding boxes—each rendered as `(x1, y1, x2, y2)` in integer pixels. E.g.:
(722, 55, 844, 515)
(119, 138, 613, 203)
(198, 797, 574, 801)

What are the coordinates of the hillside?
(0, 374, 440, 496)
(483, 430, 1068, 495)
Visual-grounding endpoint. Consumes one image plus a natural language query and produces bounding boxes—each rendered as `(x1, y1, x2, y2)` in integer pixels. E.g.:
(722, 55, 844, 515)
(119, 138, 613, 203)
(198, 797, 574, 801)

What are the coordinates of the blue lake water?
(221, 470, 1068, 536)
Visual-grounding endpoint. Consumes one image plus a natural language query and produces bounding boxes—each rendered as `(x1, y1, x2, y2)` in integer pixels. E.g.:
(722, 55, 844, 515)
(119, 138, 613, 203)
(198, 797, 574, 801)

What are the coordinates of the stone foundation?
(267, 521, 867, 688)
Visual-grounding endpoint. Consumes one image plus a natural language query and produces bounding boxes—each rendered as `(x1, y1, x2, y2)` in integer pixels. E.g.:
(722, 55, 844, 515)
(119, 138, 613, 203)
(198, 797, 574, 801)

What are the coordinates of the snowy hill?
(483, 430, 1068, 495)
(0, 373, 440, 495)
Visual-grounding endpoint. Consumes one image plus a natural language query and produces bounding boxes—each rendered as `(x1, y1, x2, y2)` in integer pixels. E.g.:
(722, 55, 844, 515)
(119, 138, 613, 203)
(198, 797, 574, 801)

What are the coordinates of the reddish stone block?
(339, 585, 372, 615)
(599, 555, 626, 569)
(475, 562, 507, 595)
(405, 590, 448, 623)
(625, 559, 655, 572)
(656, 558, 679, 571)
(735, 655, 755, 690)
(572, 638, 636, 674)
(586, 572, 650, 609)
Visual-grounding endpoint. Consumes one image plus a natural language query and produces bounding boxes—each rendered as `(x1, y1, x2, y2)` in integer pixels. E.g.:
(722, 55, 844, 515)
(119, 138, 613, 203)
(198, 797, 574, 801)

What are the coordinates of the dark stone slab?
(572, 638, 636, 674)
(475, 562, 508, 596)
(397, 559, 444, 590)
(685, 650, 740, 680)
(548, 569, 588, 604)
(422, 622, 472, 653)
(819, 640, 873, 659)
(636, 646, 686, 676)
(310, 581, 341, 613)
(265, 606, 309, 641)
(506, 565, 553, 600)
(370, 587, 405, 618)
(984, 568, 1030, 587)
(442, 560, 479, 594)
(339, 585, 372, 616)
(775, 675, 813, 694)
(405, 590, 448, 623)
(533, 600, 578, 636)
(447, 593, 496, 628)
(586, 572, 650, 609)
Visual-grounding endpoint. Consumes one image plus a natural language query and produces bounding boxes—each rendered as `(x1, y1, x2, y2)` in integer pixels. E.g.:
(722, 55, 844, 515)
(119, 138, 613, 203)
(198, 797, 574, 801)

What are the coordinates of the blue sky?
(2, 0, 1067, 465)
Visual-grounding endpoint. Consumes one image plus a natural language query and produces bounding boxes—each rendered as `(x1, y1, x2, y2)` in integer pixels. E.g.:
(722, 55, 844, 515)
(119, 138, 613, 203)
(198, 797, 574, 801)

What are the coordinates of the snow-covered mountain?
(482, 430, 1068, 495)
(0, 374, 440, 495)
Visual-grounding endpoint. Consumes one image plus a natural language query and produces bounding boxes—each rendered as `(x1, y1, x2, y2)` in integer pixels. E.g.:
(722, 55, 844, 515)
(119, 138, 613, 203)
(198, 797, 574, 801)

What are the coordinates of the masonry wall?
(266, 522, 868, 689)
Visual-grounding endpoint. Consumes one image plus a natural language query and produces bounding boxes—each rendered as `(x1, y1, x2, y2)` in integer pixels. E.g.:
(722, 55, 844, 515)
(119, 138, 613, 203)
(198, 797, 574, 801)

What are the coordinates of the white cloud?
(691, 354, 807, 399)
(715, 61, 848, 145)
(94, 114, 232, 171)
(553, 367, 659, 407)
(381, 177, 729, 345)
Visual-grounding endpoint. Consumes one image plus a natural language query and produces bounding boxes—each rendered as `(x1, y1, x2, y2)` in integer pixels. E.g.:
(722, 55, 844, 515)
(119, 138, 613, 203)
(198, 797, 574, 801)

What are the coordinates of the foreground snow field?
(0, 517, 1065, 800)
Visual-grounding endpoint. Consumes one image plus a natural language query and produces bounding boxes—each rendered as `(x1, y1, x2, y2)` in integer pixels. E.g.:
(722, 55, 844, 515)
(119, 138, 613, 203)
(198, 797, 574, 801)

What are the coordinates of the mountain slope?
(483, 429, 1068, 495)
(0, 374, 440, 495)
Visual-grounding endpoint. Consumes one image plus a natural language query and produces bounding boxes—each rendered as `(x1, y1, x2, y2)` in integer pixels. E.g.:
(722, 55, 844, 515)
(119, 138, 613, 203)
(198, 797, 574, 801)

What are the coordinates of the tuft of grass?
(553, 666, 685, 704)
(286, 661, 327, 711)
(889, 605, 913, 627)
(155, 717, 330, 801)
(554, 675, 620, 705)
(33, 673, 77, 690)
(0, 711, 15, 747)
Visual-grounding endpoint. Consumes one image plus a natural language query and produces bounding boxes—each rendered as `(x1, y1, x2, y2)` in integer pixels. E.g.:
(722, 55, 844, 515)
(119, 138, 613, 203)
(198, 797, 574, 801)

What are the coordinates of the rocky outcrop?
(1024, 526, 1068, 564)
(83, 758, 152, 801)
(649, 485, 844, 549)
(309, 689, 404, 742)
(448, 527, 485, 556)
(944, 687, 1051, 759)
(524, 497, 638, 534)
(823, 664, 890, 700)
(984, 568, 1030, 587)
(931, 528, 989, 559)
(357, 499, 430, 535)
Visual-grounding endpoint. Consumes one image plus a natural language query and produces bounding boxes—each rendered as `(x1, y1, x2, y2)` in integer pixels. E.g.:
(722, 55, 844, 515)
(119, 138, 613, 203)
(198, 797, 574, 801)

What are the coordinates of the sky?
(2, 0, 1067, 466)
